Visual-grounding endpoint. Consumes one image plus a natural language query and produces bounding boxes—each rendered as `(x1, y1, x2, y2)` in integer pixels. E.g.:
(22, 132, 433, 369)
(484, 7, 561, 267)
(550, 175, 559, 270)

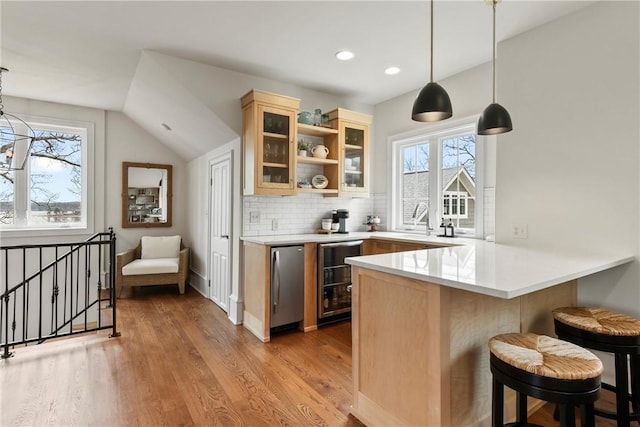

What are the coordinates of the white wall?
(105, 111, 188, 253)
(497, 1, 639, 316)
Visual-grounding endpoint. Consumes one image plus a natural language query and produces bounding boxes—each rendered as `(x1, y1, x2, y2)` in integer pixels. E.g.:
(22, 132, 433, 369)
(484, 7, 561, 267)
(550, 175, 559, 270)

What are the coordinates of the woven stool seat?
(553, 306, 640, 427)
(489, 333, 603, 380)
(553, 307, 640, 337)
(489, 333, 602, 427)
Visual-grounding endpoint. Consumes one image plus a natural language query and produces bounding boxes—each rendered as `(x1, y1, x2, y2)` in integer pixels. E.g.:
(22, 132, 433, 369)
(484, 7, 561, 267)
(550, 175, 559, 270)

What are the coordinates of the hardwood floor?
(0, 285, 623, 426)
(1, 286, 362, 426)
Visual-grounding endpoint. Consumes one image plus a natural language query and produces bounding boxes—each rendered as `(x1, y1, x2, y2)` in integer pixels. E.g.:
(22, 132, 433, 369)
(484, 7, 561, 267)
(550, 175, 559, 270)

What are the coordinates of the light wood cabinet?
(327, 108, 372, 197)
(364, 238, 446, 255)
(242, 241, 318, 343)
(350, 266, 577, 426)
(242, 90, 299, 196)
(241, 91, 372, 198)
(296, 124, 339, 195)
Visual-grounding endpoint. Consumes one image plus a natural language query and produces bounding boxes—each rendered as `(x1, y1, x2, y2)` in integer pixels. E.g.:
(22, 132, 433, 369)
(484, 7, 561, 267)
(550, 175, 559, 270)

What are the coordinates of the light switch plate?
(512, 223, 528, 239)
(272, 219, 279, 231)
(250, 211, 260, 223)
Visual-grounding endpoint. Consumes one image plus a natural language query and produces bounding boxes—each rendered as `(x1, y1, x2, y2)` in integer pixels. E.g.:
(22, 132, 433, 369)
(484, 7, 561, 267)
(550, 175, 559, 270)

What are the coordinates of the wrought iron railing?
(1, 228, 119, 358)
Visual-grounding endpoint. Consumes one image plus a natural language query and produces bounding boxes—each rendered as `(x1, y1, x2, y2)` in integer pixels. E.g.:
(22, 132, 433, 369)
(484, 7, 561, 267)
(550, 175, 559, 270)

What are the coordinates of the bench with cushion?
(117, 235, 189, 295)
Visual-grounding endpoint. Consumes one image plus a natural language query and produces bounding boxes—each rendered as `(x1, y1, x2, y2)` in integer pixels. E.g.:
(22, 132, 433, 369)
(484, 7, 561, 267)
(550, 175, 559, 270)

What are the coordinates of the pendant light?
(477, 0, 513, 135)
(0, 67, 35, 170)
(412, 0, 453, 122)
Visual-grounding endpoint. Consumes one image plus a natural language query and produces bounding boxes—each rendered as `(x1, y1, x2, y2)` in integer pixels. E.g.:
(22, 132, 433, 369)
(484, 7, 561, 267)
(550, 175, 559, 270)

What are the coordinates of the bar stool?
(489, 333, 603, 427)
(553, 307, 640, 427)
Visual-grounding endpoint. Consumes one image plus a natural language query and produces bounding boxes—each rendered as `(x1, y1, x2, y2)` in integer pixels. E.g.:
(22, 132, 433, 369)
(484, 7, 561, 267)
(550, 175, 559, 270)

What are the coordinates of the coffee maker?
(332, 209, 349, 234)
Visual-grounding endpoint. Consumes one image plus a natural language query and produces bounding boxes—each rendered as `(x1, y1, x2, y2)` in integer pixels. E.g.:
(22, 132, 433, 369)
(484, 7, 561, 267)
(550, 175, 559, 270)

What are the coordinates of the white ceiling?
(1, 1, 596, 111)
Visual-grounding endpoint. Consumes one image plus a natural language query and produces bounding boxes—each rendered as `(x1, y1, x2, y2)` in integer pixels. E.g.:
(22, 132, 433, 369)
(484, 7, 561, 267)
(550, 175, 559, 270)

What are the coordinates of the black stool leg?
(581, 403, 595, 427)
(615, 352, 631, 427)
(493, 377, 504, 427)
(559, 403, 576, 427)
(516, 391, 528, 424)
(631, 354, 640, 415)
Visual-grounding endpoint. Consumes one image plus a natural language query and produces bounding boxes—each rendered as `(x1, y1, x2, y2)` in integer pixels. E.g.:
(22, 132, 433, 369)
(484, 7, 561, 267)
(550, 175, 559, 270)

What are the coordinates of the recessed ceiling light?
(335, 50, 355, 61)
(385, 66, 401, 75)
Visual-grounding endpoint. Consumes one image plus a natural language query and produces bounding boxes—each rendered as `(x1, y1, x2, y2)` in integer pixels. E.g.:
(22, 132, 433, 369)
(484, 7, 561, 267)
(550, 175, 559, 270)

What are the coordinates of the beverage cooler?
(317, 240, 363, 324)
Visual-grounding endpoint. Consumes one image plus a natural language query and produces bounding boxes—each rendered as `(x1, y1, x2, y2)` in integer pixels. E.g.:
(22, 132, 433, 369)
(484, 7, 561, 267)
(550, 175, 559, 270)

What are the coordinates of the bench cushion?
(122, 258, 180, 275)
(141, 235, 181, 259)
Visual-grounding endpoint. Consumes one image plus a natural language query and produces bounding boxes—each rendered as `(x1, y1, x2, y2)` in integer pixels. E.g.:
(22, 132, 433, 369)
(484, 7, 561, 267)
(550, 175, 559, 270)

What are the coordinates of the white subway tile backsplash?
(243, 192, 379, 236)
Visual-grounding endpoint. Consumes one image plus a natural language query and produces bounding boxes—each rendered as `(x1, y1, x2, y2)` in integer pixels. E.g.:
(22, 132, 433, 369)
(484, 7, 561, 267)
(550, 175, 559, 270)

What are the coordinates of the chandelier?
(0, 67, 35, 171)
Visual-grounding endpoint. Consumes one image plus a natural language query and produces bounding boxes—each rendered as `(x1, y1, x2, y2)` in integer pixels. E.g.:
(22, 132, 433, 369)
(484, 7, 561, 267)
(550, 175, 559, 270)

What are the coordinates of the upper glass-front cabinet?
(242, 90, 299, 196)
(328, 108, 372, 197)
(260, 107, 293, 188)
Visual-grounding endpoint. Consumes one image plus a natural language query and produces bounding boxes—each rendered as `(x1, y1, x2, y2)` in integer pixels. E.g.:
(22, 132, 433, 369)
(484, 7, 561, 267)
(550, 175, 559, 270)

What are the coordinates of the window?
(0, 116, 92, 234)
(391, 117, 482, 236)
(443, 192, 468, 218)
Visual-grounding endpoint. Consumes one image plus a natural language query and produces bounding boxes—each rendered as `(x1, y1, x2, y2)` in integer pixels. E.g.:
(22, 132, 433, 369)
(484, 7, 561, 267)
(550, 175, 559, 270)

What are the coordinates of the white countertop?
(346, 240, 634, 299)
(240, 231, 463, 246)
(241, 231, 634, 299)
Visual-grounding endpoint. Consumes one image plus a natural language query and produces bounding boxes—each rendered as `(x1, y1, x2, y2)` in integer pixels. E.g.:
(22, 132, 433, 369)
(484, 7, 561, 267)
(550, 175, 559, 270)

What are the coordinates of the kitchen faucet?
(411, 201, 433, 236)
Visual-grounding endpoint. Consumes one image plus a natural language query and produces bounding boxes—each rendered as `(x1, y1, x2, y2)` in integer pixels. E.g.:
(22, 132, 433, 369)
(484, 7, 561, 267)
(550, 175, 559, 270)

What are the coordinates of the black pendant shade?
(411, 0, 452, 122)
(477, 0, 512, 135)
(477, 102, 512, 135)
(412, 82, 453, 122)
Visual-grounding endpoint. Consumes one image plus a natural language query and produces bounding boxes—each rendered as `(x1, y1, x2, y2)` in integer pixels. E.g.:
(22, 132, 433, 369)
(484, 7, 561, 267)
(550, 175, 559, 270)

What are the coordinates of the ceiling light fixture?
(384, 66, 401, 75)
(477, 0, 513, 135)
(0, 67, 35, 171)
(412, 0, 453, 122)
(335, 50, 355, 61)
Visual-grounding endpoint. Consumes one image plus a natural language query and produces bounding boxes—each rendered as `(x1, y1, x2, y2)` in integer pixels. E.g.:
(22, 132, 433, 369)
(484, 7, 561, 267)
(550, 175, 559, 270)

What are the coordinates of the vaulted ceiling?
(1, 1, 595, 111)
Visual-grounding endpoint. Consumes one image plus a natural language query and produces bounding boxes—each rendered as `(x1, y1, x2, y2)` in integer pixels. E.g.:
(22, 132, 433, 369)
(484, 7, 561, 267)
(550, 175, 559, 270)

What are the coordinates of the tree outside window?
(0, 122, 85, 229)
(392, 119, 480, 235)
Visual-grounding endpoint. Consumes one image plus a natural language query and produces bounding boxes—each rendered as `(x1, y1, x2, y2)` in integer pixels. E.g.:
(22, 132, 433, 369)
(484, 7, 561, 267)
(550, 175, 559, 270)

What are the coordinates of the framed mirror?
(122, 162, 173, 228)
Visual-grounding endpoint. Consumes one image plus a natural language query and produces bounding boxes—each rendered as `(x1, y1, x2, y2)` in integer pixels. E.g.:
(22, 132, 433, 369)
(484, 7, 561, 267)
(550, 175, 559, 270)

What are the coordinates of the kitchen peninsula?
(345, 241, 633, 426)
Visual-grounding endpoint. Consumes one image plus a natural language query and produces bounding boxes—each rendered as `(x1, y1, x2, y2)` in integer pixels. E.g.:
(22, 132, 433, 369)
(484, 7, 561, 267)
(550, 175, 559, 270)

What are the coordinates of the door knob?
(221, 235, 229, 239)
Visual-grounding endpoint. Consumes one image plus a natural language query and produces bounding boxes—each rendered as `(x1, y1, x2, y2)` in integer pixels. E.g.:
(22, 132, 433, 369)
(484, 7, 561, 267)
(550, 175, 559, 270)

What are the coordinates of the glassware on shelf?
(264, 143, 272, 163)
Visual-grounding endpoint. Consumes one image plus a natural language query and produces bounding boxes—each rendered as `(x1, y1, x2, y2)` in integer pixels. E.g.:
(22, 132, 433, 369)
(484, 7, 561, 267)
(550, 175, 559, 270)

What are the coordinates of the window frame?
(389, 115, 484, 238)
(0, 114, 94, 237)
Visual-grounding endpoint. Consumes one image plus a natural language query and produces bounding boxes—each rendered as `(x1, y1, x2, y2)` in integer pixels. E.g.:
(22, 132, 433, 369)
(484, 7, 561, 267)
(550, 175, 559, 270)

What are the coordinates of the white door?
(209, 155, 232, 311)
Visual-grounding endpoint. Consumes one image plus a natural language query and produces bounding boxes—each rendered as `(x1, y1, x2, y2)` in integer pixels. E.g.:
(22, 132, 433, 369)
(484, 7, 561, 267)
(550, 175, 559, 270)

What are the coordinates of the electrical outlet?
(272, 219, 278, 231)
(250, 211, 260, 223)
(512, 223, 528, 239)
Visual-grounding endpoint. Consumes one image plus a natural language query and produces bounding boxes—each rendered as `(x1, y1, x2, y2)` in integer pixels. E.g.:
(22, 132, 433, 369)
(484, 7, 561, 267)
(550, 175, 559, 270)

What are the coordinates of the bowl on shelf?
(311, 175, 328, 189)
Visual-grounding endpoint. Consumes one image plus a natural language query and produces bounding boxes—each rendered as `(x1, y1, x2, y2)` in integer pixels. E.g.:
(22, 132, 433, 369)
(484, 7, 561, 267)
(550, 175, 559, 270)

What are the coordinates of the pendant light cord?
(430, 0, 434, 83)
(0, 67, 5, 116)
(492, 1, 496, 103)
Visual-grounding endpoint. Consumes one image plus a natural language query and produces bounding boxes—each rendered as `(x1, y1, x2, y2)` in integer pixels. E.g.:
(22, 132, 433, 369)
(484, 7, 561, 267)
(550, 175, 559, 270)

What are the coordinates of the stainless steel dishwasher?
(317, 240, 363, 324)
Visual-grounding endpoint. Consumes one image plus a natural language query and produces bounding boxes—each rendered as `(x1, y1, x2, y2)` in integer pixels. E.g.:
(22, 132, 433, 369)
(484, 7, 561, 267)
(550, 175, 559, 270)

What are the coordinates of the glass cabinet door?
(258, 106, 294, 190)
(342, 122, 367, 193)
